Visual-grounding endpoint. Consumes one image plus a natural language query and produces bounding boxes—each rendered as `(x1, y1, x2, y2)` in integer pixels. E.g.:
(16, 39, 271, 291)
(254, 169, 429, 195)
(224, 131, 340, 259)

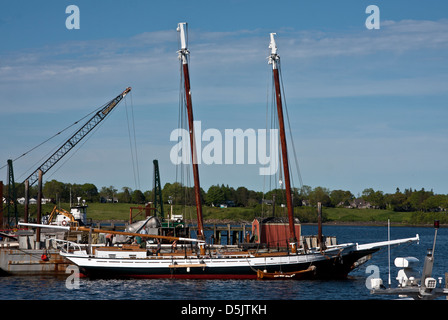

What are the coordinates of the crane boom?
(24, 87, 131, 186)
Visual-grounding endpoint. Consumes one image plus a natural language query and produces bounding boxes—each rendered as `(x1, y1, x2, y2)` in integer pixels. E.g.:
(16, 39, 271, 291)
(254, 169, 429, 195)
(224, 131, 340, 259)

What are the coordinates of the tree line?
(4, 179, 448, 213)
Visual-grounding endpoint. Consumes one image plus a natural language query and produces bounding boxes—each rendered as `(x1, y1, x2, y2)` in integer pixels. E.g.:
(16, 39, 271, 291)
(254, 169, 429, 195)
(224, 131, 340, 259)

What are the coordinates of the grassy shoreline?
(13, 202, 447, 227)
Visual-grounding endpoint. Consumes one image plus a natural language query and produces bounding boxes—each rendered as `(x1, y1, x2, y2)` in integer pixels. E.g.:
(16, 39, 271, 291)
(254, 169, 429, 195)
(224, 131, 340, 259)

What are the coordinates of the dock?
(190, 224, 250, 245)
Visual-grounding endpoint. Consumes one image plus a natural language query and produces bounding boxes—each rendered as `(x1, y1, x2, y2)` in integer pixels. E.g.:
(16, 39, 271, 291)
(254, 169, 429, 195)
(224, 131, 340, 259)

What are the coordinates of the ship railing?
(51, 238, 83, 254)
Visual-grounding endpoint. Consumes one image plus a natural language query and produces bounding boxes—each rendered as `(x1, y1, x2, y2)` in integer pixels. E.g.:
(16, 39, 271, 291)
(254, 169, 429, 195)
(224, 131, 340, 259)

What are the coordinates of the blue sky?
(1, 1, 448, 197)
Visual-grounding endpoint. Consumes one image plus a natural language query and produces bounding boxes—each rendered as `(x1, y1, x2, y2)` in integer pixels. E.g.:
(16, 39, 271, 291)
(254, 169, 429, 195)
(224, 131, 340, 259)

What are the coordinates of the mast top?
(177, 22, 189, 63)
(268, 33, 279, 69)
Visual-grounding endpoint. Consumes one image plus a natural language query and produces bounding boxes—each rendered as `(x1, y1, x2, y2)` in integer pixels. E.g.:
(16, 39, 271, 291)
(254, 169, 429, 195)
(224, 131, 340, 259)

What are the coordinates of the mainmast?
(268, 33, 297, 253)
(177, 22, 205, 241)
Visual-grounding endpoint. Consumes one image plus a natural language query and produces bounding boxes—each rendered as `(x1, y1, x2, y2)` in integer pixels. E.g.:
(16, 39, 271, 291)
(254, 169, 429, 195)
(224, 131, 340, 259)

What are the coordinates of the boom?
(24, 87, 131, 186)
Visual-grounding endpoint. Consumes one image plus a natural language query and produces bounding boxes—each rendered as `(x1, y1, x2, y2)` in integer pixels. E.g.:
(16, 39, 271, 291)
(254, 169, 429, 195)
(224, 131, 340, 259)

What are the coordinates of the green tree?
(330, 189, 354, 207)
(69, 184, 83, 202)
(408, 188, 433, 211)
(80, 183, 98, 202)
(43, 180, 68, 202)
(132, 189, 146, 204)
(309, 186, 331, 207)
(385, 188, 409, 211)
(299, 185, 312, 199)
(206, 185, 226, 206)
(162, 182, 198, 206)
(362, 188, 385, 209)
(144, 190, 153, 203)
(119, 187, 132, 203)
(235, 186, 249, 207)
(264, 188, 286, 206)
(100, 185, 118, 202)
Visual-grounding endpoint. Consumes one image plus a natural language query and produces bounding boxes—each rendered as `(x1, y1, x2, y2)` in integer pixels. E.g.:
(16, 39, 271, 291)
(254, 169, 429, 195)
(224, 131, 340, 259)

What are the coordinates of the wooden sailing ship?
(37, 23, 419, 280)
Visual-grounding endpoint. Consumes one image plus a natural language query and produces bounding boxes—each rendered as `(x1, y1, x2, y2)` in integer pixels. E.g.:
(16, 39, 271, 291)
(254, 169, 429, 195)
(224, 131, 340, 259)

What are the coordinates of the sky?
(1, 0, 448, 197)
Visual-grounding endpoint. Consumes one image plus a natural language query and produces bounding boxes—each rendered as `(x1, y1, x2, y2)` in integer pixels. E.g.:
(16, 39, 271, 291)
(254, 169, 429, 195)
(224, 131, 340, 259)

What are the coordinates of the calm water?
(0, 225, 446, 301)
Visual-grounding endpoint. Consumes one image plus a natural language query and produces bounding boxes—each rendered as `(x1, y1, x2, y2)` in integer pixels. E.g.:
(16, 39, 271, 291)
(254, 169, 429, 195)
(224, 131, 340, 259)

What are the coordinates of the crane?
(45, 205, 79, 227)
(23, 87, 131, 186)
(152, 159, 164, 218)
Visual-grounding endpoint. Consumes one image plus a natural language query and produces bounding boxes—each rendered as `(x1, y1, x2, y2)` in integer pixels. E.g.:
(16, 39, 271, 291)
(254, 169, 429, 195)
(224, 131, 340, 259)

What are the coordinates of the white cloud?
(2, 20, 448, 194)
(1, 19, 447, 114)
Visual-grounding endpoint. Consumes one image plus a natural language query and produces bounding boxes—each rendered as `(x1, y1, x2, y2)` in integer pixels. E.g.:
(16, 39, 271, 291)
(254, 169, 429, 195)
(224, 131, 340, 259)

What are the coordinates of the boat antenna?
(419, 220, 439, 287)
(431, 220, 439, 257)
(387, 219, 391, 288)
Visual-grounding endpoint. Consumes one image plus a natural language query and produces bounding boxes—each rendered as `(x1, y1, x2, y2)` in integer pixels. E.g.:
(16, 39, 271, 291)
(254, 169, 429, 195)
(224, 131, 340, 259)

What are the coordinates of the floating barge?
(0, 229, 72, 276)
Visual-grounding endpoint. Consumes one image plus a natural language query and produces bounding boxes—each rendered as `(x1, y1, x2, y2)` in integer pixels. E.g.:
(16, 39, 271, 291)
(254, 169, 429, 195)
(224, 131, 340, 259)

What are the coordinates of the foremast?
(268, 33, 298, 253)
(177, 23, 205, 243)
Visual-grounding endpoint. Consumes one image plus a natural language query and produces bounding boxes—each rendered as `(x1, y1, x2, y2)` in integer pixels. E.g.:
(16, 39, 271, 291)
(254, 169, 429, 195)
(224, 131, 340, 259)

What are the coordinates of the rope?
(263, 58, 305, 224)
(175, 41, 195, 226)
(278, 60, 304, 190)
(125, 92, 140, 190)
(45, 105, 114, 181)
(1, 102, 107, 172)
(130, 92, 141, 190)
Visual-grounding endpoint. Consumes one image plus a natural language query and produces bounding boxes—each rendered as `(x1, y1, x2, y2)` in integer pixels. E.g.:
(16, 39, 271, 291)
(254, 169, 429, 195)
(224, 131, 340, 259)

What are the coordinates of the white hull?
(61, 236, 418, 279)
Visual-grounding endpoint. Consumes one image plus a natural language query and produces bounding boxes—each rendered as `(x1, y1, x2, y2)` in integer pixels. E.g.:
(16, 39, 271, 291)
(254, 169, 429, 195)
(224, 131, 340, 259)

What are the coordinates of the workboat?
(370, 220, 448, 300)
(52, 23, 419, 280)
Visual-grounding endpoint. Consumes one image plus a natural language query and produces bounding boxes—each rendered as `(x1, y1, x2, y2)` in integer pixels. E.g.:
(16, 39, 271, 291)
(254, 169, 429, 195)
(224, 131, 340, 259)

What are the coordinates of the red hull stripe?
(83, 272, 257, 280)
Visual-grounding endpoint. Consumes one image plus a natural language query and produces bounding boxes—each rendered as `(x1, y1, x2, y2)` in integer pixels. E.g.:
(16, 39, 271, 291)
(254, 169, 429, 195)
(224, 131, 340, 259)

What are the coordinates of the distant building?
(348, 198, 373, 209)
(18, 197, 52, 205)
(301, 200, 311, 207)
(100, 196, 119, 203)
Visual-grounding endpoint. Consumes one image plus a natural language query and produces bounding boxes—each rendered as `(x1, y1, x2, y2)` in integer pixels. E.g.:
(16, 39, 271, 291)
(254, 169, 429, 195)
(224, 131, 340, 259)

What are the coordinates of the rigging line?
(268, 74, 276, 194)
(130, 91, 141, 190)
(278, 60, 304, 190)
(176, 57, 185, 185)
(125, 95, 138, 190)
(17, 138, 63, 181)
(275, 60, 292, 194)
(177, 22, 186, 191)
(46, 106, 115, 182)
(16, 102, 103, 181)
(262, 62, 272, 217)
(176, 51, 189, 219)
(272, 72, 282, 193)
(279, 61, 303, 191)
(0, 102, 108, 171)
(263, 72, 277, 216)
